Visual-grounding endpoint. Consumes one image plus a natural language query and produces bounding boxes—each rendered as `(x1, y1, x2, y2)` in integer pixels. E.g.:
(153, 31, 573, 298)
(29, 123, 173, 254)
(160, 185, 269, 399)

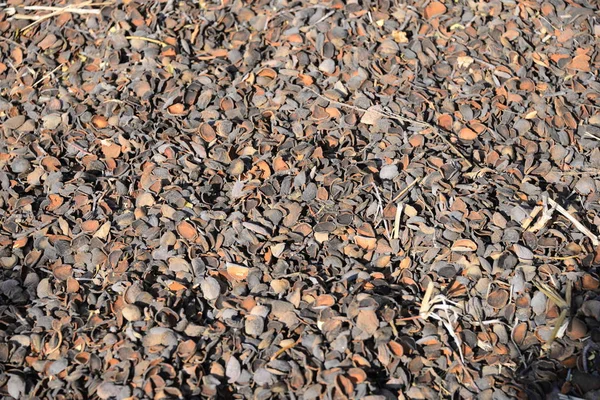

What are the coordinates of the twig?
(471, 57, 496, 70)
(18, 1, 98, 33)
(270, 338, 301, 361)
(528, 198, 556, 233)
(305, 87, 473, 168)
(371, 183, 390, 239)
(533, 254, 579, 260)
(308, 10, 335, 27)
(547, 197, 599, 246)
(442, 297, 465, 363)
(392, 177, 422, 203)
(534, 280, 568, 309)
(544, 308, 568, 350)
(392, 202, 404, 239)
(125, 36, 168, 47)
(559, 169, 600, 176)
(33, 63, 64, 87)
(584, 131, 600, 141)
(396, 315, 422, 322)
(0, 36, 26, 49)
(521, 205, 542, 230)
(9, 4, 104, 14)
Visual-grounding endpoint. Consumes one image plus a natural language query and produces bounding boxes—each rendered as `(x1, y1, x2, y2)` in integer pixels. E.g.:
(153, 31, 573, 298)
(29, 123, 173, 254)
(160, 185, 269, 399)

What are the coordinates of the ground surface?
(1, 0, 600, 399)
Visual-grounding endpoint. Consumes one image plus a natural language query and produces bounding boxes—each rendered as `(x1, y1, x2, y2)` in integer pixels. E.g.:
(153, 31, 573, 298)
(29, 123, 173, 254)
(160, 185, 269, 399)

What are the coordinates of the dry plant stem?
(521, 205, 542, 230)
(46, 329, 63, 356)
(392, 176, 422, 203)
(306, 87, 473, 168)
(33, 63, 64, 87)
(270, 338, 301, 361)
(371, 183, 390, 239)
(533, 254, 579, 260)
(0, 36, 27, 49)
(20, 1, 95, 32)
(393, 202, 404, 239)
(419, 281, 435, 319)
(544, 308, 568, 350)
(125, 36, 168, 47)
(547, 197, 599, 246)
(396, 315, 422, 322)
(442, 298, 464, 363)
(528, 199, 556, 232)
(13, 5, 103, 13)
(534, 280, 568, 309)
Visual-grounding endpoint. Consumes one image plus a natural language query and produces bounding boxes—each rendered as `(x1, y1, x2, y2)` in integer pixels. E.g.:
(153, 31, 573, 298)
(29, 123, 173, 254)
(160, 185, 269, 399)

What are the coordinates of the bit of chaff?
(521, 205, 542, 230)
(534, 280, 568, 309)
(528, 197, 556, 233)
(419, 282, 465, 363)
(306, 87, 473, 168)
(534, 280, 572, 350)
(392, 176, 422, 203)
(125, 36, 169, 47)
(547, 197, 599, 246)
(5, 1, 112, 33)
(392, 202, 404, 239)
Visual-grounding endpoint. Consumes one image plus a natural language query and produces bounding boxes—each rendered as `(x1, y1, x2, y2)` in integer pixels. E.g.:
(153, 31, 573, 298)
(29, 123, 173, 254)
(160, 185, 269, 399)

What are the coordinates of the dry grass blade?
(7, 1, 111, 33)
(270, 338, 301, 361)
(547, 197, 599, 246)
(557, 395, 586, 400)
(521, 205, 542, 230)
(392, 176, 422, 203)
(392, 202, 403, 239)
(528, 198, 556, 232)
(306, 87, 473, 168)
(419, 281, 465, 365)
(533, 254, 580, 260)
(543, 308, 568, 351)
(371, 183, 390, 239)
(534, 280, 568, 309)
(419, 281, 435, 319)
(125, 36, 169, 47)
(441, 298, 465, 363)
(33, 63, 64, 87)
(10, 4, 105, 13)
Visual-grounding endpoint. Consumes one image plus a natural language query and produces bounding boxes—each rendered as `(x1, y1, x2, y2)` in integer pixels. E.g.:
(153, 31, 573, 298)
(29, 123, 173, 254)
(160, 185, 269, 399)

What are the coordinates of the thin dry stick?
(306, 87, 473, 168)
(392, 202, 404, 239)
(533, 254, 579, 260)
(392, 176, 422, 203)
(371, 183, 390, 239)
(560, 170, 600, 176)
(20, 1, 94, 32)
(534, 280, 568, 309)
(584, 131, 600, 141)
(419, 281, 435, 319)
(270, 338, 301, 361)
(442, 298, 465, 363)
(528, 199, 556, 233)
(521, 205, 542, 230)
(125, 36, 168, 47)
(0, 36, 27, 49)
(544, 308, 568, 351)
(11, 5, 104, 13)
(33, 63, 64, 87)
(547, 197, 599, 246)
